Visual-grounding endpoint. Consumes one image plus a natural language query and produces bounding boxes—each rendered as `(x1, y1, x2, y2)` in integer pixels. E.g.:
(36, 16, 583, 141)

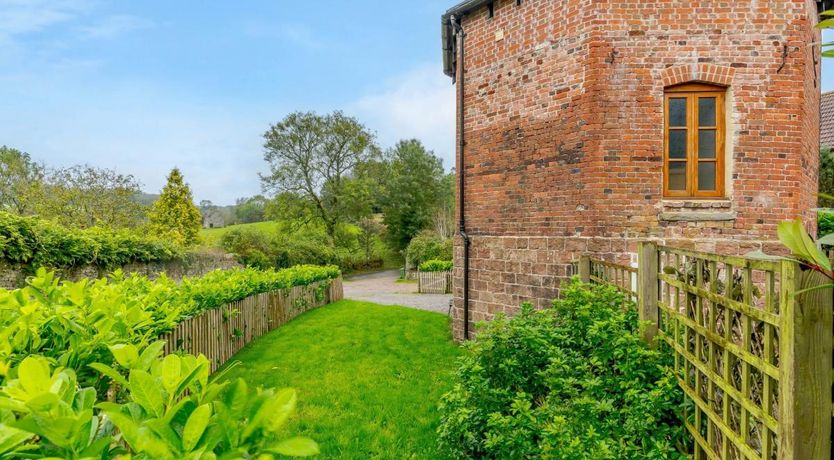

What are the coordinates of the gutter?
(442, 0, 493, 79)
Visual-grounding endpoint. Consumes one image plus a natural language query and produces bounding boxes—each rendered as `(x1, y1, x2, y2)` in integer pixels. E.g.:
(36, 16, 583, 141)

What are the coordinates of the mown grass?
(217, 300, 463, 459)
(199, 221, 282, 247)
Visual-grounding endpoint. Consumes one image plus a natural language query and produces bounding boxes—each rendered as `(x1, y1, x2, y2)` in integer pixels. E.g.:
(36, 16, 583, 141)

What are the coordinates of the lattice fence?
(580, 243, 832, 460)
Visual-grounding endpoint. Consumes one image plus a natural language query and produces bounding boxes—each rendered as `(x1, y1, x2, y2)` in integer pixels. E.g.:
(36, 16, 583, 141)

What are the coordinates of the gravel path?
(343, 270, 452, 314)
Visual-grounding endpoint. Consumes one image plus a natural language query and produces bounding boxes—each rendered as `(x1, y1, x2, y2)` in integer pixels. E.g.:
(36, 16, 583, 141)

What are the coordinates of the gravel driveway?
(343, 270, 452, 314)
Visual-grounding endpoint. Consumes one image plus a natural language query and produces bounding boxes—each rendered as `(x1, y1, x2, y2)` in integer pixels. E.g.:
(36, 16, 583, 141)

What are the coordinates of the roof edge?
(441, 0, 493, 78)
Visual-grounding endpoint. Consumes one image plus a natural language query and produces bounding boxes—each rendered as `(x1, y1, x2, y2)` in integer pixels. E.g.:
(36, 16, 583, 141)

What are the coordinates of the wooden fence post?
(637, 242, 659, 343)
(779, 262, 832, 460)
(578, 255, 591, 283)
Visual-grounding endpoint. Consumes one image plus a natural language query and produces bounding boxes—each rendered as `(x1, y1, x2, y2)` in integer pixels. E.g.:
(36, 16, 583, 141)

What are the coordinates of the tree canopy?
(382, 139, 446, 251)
(0, 146, 44, 215)
(260, 111, 378, 242)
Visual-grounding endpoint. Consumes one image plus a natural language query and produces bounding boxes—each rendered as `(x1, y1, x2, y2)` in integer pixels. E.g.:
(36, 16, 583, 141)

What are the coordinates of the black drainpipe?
(451, 15, 471, 340)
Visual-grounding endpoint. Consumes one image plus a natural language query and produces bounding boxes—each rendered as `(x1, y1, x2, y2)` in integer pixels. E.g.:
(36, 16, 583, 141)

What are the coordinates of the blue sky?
(0, 1, 832, 205)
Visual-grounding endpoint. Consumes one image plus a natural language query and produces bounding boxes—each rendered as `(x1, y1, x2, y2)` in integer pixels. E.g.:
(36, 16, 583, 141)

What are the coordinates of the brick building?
(441, 0, 827, 340)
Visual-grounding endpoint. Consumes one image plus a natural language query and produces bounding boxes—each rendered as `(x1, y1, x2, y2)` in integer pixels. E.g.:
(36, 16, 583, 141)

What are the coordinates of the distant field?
(199, 221, 281, 247)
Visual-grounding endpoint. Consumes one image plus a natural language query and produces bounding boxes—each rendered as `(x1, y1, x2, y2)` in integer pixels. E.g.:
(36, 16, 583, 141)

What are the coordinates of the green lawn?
(216, 300, 463, 459)
(199, 221, 282, 247)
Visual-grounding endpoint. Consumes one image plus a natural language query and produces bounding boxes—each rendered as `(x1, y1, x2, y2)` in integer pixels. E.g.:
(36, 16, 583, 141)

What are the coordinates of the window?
(664, 83, 726, 198)
(487, 2, 494, 18)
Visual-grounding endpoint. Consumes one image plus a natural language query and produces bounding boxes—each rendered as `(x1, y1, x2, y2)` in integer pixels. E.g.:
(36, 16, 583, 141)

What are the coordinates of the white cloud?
(78, 14, 154, 39)
(0, 0, 89, 36)
(351, 63, 456, 169)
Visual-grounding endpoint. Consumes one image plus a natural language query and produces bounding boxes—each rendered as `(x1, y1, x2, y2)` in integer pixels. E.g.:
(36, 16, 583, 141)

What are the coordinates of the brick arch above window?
(659, 64, 736, 88)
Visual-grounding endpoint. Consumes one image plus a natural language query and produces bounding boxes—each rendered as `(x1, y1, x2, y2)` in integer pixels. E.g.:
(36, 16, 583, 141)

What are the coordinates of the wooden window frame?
(663, 83, 726, 198)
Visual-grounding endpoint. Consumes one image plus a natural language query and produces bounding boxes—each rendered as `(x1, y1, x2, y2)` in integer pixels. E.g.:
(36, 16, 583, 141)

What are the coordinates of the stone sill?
(659, 199, 735, 222)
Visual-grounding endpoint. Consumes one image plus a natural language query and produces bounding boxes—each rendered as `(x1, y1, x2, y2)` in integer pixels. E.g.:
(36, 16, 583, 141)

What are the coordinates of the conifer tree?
(149, 168, 202, 246)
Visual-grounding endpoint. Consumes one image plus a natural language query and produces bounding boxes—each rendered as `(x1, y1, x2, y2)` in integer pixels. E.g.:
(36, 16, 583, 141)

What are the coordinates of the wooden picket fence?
(418, 270, 452, 294)
(578, 243, 833, 460)
(160, 277, 343, 372)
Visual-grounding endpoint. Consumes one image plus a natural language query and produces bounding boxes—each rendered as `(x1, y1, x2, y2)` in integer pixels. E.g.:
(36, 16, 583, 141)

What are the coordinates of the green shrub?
(419, 259, 452, 272)
(437, 280, 688, 459)
(0, 345, 319, 459)
(818, 211, 834, 238)
(0, 265, 341, 387)
(405, 231, 452, 269)
(0, 211, 181, 270)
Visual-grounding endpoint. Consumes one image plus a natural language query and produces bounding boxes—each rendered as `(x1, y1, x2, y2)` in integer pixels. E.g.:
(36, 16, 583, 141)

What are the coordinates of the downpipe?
(452, 15, 471, 340)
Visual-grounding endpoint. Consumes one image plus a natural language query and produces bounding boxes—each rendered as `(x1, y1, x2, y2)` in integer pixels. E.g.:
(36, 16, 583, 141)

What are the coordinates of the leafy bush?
(818, 211, 834, 238)
(220, 225, 386, 273)
(419, 259, 453, 272)
(0, 265, 340, 387)
(0, 346, 319, 459)
(405, 231, 452, 269)
(0, 211, 181, 270)
(437, 280, 688, 459)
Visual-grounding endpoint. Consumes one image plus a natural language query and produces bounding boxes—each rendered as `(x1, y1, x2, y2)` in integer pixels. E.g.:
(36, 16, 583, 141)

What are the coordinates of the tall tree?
(260, 111, 377, 242)
(234, 195, 267, 223)
(148, 168, 202, 246)
(382, 139, 446, 251)
(37, 164, 146, 228)
(0, 146, 45, 215)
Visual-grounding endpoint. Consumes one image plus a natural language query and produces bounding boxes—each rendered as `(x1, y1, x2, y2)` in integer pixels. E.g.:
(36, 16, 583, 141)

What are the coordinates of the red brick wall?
(451, 0, 821, 340)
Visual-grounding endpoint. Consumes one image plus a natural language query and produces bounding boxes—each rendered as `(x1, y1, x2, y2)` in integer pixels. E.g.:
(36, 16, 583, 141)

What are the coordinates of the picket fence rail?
(160, 277, 343, 373)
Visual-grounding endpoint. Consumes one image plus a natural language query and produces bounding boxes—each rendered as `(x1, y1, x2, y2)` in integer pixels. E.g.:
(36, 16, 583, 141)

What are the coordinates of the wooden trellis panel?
(582, 245, 832, 460)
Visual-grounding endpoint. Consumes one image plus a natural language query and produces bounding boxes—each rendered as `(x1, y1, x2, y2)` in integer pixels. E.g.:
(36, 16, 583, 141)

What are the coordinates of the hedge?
(419, 259, 453, 272)
(0, 211, 181, 270)
(0, 265, 341, 387)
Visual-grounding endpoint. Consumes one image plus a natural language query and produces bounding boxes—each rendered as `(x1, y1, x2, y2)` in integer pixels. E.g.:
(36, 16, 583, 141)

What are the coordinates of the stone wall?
(0, 249, 242, 290)
(450, 0, 821, 340)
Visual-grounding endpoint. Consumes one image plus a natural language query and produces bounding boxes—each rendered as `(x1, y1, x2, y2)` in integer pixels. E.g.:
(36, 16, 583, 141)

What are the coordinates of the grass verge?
(217, 299, 462, 459)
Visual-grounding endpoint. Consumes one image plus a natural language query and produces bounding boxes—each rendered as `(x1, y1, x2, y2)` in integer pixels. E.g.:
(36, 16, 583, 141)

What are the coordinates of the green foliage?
(260, 111, 378, 241)
(0, 265, 340, 387)
(419, 259, 453, 272)
(218, 223, 388, 273)
(406, 230, 453, 269)
(234, 195, 267, 224)
(149, 168, 202, 247)
(437, 281, 688, 459)
(820, 147, 834, 208)
(0, 211, 181, 271)
(38, 164, 148, 229)
(382, 139, 447, 251)
(777, 217, 832, 273)
(0, 146, 45, 216)
(0, 350, 319, 459)
(818, 211, 834, 238)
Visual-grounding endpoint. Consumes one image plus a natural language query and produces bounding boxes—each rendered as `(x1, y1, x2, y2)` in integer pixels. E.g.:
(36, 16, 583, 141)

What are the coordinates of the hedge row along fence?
(577, 242, 832, 460)
(0, 264, 342, 387)
(161, 277, 343, 372)
(0, 211, 182, 270)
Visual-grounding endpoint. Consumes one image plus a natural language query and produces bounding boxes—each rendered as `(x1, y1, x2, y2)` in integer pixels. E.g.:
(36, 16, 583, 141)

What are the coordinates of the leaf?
(161, 354, 181, 395)
(109, 344, 139, 368)
(136, 341, 167, 371)
(17, 356, 52, 396)
(88, 363, 129, 388)
(818, 233, 834, 247)
(102, 410, 140, 450)
(0, 424, 34, 454)
(270, 437, 320, 457)
(129, 370, 164, 418)
(182, 404, 211, 452)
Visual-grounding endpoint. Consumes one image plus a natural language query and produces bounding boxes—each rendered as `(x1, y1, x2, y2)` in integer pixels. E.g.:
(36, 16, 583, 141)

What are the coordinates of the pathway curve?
(343, 270, 451, 314)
